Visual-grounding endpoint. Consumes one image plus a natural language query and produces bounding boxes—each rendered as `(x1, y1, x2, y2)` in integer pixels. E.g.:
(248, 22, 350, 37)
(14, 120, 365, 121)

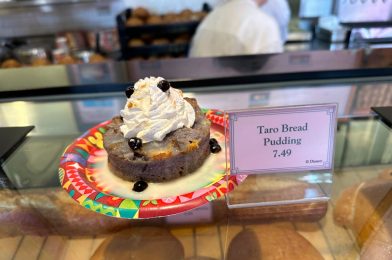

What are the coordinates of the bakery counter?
(1, 76, 392, 259)
(4, 47, 392, 100)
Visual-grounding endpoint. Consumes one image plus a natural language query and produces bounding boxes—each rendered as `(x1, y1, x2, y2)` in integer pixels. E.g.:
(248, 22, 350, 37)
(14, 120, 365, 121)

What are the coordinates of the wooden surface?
(0, 165, 389, 260)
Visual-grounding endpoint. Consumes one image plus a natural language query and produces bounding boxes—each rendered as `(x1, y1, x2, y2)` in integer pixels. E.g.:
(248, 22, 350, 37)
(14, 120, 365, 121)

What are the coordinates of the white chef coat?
(189, 0, 283, 58)
(262, 0, 291, 42)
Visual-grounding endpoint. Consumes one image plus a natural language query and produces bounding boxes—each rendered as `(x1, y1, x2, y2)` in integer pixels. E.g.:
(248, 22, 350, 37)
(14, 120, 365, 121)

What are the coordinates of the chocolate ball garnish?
(128, 137, 142, 150)
(133, 180, 148, 192)
(209, 138, 218, 146)
(157, 80, 171, 92)
(125, 86, 135, 98)
(210, 144, 222, 153)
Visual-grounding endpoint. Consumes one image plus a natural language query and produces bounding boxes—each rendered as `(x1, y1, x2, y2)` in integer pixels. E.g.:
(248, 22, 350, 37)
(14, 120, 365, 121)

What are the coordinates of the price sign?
(227, 104, 337, 175)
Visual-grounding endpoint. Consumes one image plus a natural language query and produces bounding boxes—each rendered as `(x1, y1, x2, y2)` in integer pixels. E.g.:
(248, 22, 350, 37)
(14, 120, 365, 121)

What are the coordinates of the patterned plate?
(59, 109, 246, 219)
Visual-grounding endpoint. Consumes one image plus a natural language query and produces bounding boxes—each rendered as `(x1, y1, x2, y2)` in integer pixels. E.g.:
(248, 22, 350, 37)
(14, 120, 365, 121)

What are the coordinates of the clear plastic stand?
(224, 104, 337, 209)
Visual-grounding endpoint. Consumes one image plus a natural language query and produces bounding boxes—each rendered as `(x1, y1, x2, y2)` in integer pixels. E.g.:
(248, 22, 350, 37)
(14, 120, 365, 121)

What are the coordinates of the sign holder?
(224, 104, 338, 209)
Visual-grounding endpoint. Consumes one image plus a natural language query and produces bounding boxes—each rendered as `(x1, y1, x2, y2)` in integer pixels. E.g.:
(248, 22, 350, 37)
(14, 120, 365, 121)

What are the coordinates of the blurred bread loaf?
(91, 227, 184, 260)
(333, 169, 392, 259)
(0, 188, 131, 237)
(1, 59, 22, 68)
(227, 226, 323, 260)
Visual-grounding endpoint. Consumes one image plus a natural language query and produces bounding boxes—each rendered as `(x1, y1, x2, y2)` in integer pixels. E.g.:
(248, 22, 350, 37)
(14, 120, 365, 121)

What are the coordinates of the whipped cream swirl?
(120, 77, 195, 143)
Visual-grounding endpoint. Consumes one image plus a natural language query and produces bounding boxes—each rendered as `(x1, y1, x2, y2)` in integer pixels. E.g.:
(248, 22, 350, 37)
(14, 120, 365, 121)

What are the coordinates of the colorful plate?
(59, 109, 246, 219)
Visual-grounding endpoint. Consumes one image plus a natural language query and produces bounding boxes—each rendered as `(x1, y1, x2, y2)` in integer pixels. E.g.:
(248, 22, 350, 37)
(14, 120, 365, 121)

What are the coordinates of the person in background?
(189, 0, 283, 58)
(261, 0, 291, 42)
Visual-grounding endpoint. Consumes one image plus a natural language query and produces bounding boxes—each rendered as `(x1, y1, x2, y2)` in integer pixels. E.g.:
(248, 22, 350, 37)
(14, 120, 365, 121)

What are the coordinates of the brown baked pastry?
(193, 11, 208, 21)
(104, 97, 211, 183)
(128, 39, 145, 47)
(0, 188, 132, 237)
(89, 53, 106, 63)
(173, 34, 190, 44)
(334, 177, 392, 243)
(180, 9, 193, 20)
(162, 13, 179, 23)
(31, 58, 51, 67)
(57, 55, 77, 65)
(146, 15, 163, 25)
(334, 170, 392, 259)
(151, 38, 170, 45)
(227, 226, 323, 260)
(1, 59, 22, 68)
(132, 7, 150, 20)
(91, 227, 184, 260)
(126, 17, 144, 26)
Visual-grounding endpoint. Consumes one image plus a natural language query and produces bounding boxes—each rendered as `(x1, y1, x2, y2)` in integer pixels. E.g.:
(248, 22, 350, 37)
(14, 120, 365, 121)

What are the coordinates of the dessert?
(91, 227, 184, 260)
(1, 59, 22, 69)
(126, 17, 144, 26)
(227, 226, 323, 260)
(146, 15, 163, 25)
(128, 39, 145, 47)
(103, 77, 213, 184)
(133, 7, 150, 20)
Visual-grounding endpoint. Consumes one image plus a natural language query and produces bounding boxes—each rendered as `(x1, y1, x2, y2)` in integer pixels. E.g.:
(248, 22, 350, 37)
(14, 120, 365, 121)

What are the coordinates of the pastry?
(180, 9, 193, 20)
(151, 38, 170, 45)
(146, 15, 163, 25)
(162, 13, 178, 24)
(132, 7, 150, 20)
(173, 34, 190, 44)
(57, 55, 77, 65)
(126, 17, 144, 26)
(91, 227, 184, 260)
(333, 170, 392, 259)
(31, 58, 51, 66)
(227, 226, 323, 260)
(89, 53, 106, 63)
(128, 39, 145, 47)
(0, 188, 132, 237)
(1, 59, 22, 68)
(103, 77, 212, 183)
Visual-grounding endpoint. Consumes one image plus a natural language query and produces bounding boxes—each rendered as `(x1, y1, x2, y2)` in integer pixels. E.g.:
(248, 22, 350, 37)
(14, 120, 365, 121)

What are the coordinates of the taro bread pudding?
(103, 77, 218, 186)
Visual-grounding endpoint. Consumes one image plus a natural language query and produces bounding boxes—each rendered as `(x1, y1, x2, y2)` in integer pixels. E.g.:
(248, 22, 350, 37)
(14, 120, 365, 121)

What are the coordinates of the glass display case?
(1, 49, 392, 259)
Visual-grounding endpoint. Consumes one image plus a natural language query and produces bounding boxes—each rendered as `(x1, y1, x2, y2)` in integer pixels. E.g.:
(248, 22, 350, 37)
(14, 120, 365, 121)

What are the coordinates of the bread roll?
(151, 38, 170, 45)
(31, 58, 51, 66)
(133, 7, 150, 20)
(333, 170, 392, 259)
(126, 17, 144, 26)
(89, 54, 106, 64)
(227, 226, 323, 260)
(0, 188, 132, 237)
(162, 13, 178, 24)
(1, 59, 22, 68)
(128, 39, 145, 47)
(57, 55, 77, 65)
(91, 227, 184, 260)
(146, 15, 163, 25)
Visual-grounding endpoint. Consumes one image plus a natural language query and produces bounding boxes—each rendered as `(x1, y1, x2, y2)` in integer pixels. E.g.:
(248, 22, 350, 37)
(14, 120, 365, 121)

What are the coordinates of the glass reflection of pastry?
(31, 58, 51, 67)
(1, 59, 22, 69)
(57, 55, 77, 65)
(103, 77, 215, 187)
(89, 54, 106, 64)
